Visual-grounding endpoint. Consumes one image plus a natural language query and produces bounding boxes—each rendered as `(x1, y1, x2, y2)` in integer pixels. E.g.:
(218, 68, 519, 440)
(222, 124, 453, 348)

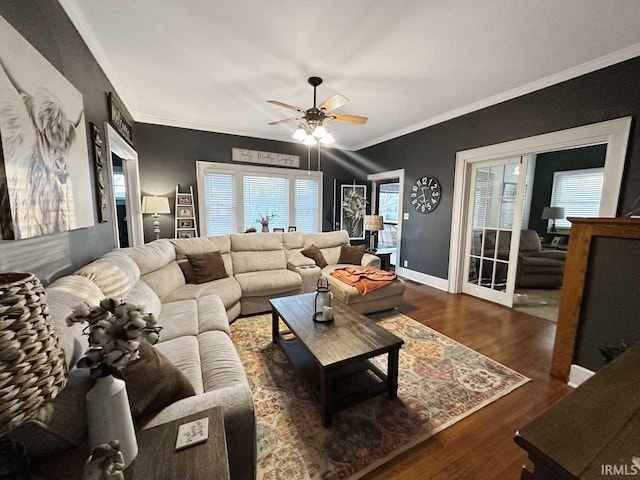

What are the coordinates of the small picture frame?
(178, 219, 194, 229)
(273, 227, 285, 233)
(178, 231, 194, 239)
(287, 226, 296, 232)
(178, 206, 193, 217)
(550, 236, 563, 247)
(177, 194, 192, 205)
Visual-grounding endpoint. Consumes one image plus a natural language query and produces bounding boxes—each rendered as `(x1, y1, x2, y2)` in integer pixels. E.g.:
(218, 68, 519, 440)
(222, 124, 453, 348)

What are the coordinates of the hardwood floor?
(363, 280, 571, 480)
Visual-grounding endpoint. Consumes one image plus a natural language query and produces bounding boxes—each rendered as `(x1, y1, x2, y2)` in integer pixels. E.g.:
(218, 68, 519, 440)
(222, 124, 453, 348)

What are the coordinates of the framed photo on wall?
(340, 184, 367, 240)
(288, 226, 296, 232)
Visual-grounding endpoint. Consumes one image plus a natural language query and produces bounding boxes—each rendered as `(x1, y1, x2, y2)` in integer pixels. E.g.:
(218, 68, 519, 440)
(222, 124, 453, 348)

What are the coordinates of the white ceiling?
(61, 0, 640, 150)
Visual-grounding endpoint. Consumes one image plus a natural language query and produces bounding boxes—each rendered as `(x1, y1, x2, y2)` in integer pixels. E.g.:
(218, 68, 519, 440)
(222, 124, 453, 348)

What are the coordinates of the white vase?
(262, 225, 269, 233)
(86, 375, 138, 467)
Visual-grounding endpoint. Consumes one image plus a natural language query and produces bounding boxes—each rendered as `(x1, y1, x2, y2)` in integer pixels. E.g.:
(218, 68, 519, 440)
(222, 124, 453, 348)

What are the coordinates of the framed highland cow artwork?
(0, 16, 94, 240)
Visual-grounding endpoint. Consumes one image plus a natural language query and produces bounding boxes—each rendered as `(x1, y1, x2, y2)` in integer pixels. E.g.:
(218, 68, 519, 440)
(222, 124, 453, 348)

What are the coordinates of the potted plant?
(255, 212, 276, 233)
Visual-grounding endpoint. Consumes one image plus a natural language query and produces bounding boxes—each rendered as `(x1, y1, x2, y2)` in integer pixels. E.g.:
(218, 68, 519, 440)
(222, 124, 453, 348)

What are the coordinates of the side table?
(367, 250, 392, 271)
(29, 406, 230, 480)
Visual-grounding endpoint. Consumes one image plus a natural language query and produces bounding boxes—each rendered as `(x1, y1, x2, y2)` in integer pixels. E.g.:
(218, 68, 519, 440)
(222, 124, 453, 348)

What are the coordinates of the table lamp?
(364, 215, 384, 252)
(141, 196, 170, 240)
(542, 206, 565, 233)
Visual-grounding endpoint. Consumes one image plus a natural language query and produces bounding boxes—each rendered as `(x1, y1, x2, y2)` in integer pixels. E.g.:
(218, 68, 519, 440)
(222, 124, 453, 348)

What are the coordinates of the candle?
(322, 306, 332, 321)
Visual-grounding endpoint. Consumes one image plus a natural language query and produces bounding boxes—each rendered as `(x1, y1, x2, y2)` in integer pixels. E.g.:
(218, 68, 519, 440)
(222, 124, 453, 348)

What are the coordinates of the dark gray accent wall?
(133, 123, 369, 242)
(0, 1, 119, 284)
(358, 57, 640, 279)
(528, 145, 606, 237)
(574, 237, 640, 371)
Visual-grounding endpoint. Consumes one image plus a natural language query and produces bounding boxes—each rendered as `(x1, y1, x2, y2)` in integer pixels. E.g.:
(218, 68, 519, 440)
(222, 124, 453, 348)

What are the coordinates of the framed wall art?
(340, 184, 367, 240)
(0, 16, 94, 240)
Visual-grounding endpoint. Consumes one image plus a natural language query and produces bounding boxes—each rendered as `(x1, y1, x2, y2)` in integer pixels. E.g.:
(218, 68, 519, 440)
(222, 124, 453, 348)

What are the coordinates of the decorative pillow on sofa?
(118, 343, 195, 418)
(301, 244, 328, 268)
(338, 244, 366, 265)
(186, 252, 228, 284)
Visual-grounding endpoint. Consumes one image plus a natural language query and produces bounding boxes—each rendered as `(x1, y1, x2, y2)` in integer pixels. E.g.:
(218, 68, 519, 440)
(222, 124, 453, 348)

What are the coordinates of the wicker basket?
(0, 273, 67, 435)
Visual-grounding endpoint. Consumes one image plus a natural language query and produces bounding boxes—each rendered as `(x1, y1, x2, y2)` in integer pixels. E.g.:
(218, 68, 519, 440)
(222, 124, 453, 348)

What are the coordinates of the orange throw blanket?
(330, 266, 397, 295)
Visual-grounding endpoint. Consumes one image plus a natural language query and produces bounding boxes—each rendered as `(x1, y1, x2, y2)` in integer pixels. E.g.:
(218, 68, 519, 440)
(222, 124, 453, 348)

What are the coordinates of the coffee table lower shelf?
(272, 322, 400, 427)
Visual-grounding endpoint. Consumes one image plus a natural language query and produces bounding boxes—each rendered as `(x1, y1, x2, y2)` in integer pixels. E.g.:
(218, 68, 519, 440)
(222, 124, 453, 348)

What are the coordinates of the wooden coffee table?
(270, 293, 404, 427)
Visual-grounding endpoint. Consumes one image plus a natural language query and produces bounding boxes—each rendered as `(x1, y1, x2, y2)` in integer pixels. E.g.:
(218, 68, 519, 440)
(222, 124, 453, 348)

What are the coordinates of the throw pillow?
(187, 252, 228, 284)
(301, 244, 328, 268)
(118, 343, 195, 418)
(338, 244, 366, 265)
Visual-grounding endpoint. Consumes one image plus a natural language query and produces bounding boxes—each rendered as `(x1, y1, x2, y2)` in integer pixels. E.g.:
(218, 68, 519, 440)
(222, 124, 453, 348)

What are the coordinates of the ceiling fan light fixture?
(312, 124, 327, 138)
(320, 132, 335, 145)
(303, 134, 318, 146)
(292, 127, 307, 140)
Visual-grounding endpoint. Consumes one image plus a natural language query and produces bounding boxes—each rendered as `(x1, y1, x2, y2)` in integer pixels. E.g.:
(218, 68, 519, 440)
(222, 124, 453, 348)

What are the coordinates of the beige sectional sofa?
(41, 230, 382, 480)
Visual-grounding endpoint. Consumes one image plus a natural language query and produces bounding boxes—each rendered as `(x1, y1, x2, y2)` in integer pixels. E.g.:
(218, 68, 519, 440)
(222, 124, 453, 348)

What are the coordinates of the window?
(197, 162, 322, 235)
(378, 183, 399, 223)
(204, 172, 237, 235)
(112, 171, 127, 201)
(550, 167, 604, 229)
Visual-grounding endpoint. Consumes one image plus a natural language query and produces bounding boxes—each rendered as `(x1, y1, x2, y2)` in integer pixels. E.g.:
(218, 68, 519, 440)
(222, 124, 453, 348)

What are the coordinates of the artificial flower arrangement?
(255, 212, 276, 228)
(66, 298, 162, 378)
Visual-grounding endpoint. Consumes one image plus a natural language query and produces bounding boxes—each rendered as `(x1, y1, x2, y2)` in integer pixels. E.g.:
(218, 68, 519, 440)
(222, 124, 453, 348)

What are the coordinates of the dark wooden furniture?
(551, 217, 640, 381)
(127, 407, 230, 480)
(270, 293, 404, 427)
(30, 407, 230, 480)
(373, 250, 393, 271)
(515, 344, 640, 480)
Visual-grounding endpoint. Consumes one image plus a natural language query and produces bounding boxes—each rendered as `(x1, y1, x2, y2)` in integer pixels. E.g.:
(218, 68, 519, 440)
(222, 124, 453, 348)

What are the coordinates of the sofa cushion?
(230, 233, 286, 274)
(338, 244, 366, 265)
(154, 336, 204, 395)
(304, 231, 349, 265)
(171, 235, 233, 280)
(301, 244, 328, 268)
(123, 280, 161, 320)
(141, 262, 185, 300)
(157, 300, 199, 342)
(234, 269, 302, 297)
(74, 254, 139, 300)
(119, 343, 195, 418)
(121, 239, 176, 275)
(196, 295, 231, 335)
(328, 274, 406, 304)
(187, 252, 228, 284)
(519, 256, 564, 267)
(199, 331, 247, 392)
(164, 276, 242, 310)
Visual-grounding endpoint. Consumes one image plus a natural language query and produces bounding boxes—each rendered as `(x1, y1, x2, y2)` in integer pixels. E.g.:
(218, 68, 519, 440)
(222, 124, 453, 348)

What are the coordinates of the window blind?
(204, 172, 237, 235)
(551, 168, 604, 229)
(295, 177, 319, 233)
(243, 174, 289, 231)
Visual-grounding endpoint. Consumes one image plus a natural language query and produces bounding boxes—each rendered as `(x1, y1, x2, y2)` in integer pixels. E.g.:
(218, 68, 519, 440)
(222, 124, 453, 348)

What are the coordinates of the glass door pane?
(462, 156, 527, 306)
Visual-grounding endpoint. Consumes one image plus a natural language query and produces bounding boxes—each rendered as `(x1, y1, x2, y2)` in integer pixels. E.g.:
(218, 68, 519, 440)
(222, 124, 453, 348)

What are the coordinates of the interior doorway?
(449, 117, 631, 308)
(368, 169, 404, 268)
(104, 123, 144, 247)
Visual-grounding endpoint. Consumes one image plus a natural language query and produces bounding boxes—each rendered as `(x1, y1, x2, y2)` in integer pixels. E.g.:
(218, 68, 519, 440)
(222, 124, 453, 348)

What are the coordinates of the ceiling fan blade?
(318, 93, 349, 113)
(266, 100, 306, 113)
(268, 117, 302, 125)
(328, 113, 368, 124)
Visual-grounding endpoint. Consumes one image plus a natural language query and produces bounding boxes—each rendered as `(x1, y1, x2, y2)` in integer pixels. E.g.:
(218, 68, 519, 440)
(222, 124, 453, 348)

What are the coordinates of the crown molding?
(57, 0, 140, 119)
(136, 113, 354, 150)
(353, 41, 640, 151)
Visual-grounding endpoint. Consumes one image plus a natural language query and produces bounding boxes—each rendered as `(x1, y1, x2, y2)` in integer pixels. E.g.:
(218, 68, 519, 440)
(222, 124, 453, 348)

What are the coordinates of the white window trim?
(196, 161, 323, 235)
(550, 167, 604, 231)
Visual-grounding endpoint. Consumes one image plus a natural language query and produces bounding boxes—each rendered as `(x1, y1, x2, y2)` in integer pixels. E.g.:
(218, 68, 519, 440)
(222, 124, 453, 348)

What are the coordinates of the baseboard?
(395, 267, 449, 291)
(568, 364, 595, 388)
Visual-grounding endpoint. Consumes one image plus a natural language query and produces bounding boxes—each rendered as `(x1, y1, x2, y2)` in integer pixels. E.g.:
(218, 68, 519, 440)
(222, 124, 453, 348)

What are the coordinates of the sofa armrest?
(529, 250, 567, 261)
(287, 256, 316, 270)
(362, 253, 381, 268)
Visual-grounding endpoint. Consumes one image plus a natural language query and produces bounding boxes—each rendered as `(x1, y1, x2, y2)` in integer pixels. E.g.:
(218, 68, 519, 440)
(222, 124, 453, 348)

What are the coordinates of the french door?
(461, 156, 527, 307)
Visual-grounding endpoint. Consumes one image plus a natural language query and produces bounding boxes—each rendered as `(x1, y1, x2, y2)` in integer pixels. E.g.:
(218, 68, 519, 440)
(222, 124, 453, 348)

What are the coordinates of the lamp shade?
(364, 215, 384, 231)
(141, 196, 170, 214)
(541, 206, 565, 220)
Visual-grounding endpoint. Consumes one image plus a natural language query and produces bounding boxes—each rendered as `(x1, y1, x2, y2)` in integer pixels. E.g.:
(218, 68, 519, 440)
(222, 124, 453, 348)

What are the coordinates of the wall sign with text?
(232, 148, 299, 168)
(108, 92, 134, 146)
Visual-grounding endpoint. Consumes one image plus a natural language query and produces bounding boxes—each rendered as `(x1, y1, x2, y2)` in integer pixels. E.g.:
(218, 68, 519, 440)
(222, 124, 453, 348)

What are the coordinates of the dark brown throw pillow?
(338, 244, 366, 265)
(187, 251, 228, 284)
(301, 244, 328, 268)
(118, 343, 195, 418)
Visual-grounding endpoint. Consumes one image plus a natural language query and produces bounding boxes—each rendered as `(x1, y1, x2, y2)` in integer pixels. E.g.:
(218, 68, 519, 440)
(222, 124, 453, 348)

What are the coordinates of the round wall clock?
(410, 175, 441, 213)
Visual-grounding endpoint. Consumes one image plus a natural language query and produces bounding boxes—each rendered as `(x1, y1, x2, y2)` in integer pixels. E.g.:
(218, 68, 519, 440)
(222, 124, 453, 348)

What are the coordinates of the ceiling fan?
(267, 76, 367, 145)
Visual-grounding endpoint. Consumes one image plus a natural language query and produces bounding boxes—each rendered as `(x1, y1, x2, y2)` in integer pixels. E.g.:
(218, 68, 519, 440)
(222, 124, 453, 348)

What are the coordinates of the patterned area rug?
(230, 311, 530, 480)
